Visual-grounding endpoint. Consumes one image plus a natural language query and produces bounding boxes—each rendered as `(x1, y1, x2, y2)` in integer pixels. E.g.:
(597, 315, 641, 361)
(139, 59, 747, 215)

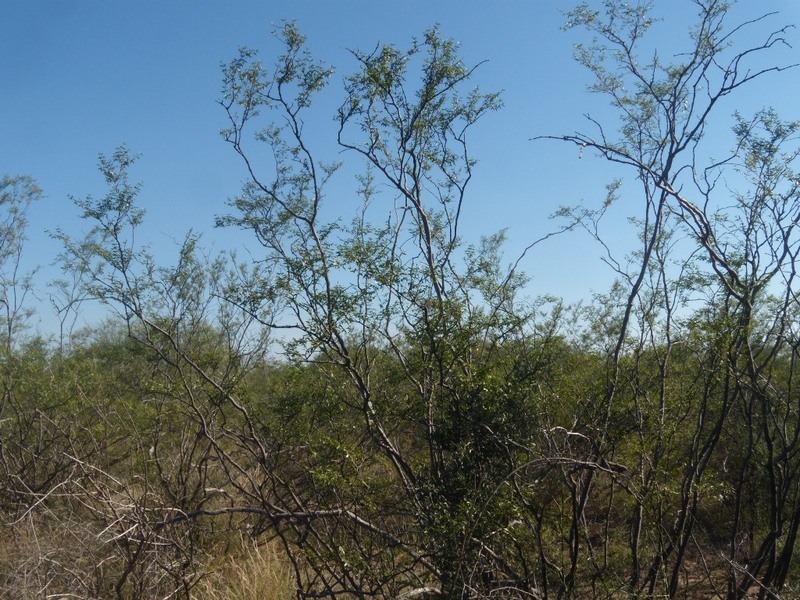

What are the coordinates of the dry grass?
(194, 537, 295, 600)
(0, 513, 110, 600)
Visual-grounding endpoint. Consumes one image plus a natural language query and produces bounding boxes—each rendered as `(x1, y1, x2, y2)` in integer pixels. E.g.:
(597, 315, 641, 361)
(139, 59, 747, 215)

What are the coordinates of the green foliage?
(2, 3, 800, 599)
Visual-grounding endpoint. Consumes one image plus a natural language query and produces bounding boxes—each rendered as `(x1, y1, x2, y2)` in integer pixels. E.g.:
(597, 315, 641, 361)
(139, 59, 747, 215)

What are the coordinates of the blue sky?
(2, 1, 799, 335)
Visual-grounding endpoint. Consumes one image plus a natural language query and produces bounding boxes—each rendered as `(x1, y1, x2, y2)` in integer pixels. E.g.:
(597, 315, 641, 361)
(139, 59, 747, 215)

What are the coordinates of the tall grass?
(194, 538, 295, 600)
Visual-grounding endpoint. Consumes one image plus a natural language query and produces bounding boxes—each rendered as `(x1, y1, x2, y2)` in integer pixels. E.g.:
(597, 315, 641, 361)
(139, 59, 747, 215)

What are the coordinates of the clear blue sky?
(2, 1, 799, 335)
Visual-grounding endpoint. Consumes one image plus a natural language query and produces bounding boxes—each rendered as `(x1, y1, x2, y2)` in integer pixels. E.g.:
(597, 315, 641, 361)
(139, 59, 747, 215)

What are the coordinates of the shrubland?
(2, 2, 800, 598)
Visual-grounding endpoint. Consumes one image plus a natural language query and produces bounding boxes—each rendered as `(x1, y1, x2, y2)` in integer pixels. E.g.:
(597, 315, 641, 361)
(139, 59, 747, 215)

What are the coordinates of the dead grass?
(194, 537, 295, 600)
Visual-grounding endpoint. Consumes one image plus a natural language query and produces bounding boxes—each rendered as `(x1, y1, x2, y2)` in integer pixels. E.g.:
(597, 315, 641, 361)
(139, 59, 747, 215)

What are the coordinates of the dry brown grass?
(193, 537, 295, 600)
(0, 513, 111, 600)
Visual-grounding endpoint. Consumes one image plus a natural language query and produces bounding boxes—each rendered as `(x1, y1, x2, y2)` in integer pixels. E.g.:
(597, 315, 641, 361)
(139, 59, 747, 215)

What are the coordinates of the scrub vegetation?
(2, 2, 800, 598)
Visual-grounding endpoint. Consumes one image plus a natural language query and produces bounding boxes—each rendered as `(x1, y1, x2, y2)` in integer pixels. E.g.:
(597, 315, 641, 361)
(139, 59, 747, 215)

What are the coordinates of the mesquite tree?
(544, 1, 800, 597)
(217, 23, 551, 597)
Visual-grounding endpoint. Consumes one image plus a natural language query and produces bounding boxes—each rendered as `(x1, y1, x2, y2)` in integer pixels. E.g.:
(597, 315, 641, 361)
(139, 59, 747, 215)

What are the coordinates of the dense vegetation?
(2, 2, 800, 598)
